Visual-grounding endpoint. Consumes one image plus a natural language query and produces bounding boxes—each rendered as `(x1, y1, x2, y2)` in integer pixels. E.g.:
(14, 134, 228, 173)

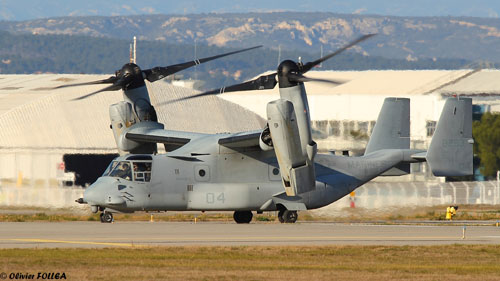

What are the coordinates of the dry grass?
(1, 245, 500, 280)
(1, 204, 500, 223)
(309, 204, 500, 222)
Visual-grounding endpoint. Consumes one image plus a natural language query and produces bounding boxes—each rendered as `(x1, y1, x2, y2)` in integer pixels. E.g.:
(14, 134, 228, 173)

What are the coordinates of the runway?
(1, 221, 500, 248)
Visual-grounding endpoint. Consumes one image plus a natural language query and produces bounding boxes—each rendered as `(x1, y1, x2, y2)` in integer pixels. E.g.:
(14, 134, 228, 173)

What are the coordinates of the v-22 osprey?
(66, 34, 473, 223)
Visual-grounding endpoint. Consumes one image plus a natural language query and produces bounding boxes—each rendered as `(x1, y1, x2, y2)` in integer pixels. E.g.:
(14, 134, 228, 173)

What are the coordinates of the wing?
(217, 130, 262, 149)
(125, 126, 208, 151)
(125, 124, 263, 153)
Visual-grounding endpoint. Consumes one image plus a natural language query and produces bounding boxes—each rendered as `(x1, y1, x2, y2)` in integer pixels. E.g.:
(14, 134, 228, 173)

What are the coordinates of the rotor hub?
(277, 60, 300, 88)
(116, 63, 146, 90)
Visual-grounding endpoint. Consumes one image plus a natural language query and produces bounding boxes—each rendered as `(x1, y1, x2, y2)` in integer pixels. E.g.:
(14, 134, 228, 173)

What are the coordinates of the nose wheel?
(100, 212, 113, 223)
(278, 210, 298, 223)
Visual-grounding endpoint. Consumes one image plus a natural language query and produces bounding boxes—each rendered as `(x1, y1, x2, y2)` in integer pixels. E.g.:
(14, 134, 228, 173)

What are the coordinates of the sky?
(1, 0, 500, 21)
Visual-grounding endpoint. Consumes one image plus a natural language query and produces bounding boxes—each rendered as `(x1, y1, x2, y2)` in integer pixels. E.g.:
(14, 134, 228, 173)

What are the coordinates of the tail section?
(365, 98, 410, 154)
(364, 97, 410, 176)
(426, 97, 473, 176)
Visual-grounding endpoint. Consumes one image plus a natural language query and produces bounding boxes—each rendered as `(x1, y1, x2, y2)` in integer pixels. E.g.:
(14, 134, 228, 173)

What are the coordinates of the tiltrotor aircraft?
(68, 34, 473, 223)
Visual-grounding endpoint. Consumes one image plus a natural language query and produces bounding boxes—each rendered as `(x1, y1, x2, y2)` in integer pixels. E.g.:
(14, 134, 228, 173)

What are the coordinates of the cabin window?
(132, 161, 152, 182)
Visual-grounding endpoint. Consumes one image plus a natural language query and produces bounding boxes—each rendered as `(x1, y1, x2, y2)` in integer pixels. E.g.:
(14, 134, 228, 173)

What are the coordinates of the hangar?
(220, 68, 500, 181)
(0, 74, 264, 187)
(0, 68, 499, 187)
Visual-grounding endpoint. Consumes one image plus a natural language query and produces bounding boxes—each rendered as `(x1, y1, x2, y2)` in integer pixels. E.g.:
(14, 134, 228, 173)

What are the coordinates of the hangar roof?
(0, 74, 265, 152)
(2, 69, 500, 152)
(228, 69, 478, 96)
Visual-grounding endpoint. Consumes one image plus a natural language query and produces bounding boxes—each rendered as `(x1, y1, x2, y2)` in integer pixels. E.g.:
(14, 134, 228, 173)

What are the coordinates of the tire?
(283, 210, 298, 223)
(278, 209, 285, 223)
(101, 212, 113, 223)
(233, 211, 253, 224)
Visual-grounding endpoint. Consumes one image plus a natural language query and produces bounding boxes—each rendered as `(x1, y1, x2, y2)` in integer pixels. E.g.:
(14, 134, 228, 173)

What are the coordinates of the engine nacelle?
(109, 101, 158, 154)
(110, 101, 136, 153)
(267, 99, 316, 196)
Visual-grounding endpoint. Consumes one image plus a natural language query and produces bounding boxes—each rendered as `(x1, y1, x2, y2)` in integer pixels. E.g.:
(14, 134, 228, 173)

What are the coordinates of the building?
(0, 74, 264, 187)
(219, 69, 500, 181)
(1, 69, 499, 186)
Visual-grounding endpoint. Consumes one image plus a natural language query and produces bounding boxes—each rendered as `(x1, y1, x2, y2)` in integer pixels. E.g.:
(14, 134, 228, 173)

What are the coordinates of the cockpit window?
(103, 161, 132, 181)
(102, 161, 118, 176)
(132, 161, 152, 182)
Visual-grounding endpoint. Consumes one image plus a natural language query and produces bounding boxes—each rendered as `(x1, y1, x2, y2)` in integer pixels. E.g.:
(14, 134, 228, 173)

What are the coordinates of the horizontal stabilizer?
(427, 97, 473, 176)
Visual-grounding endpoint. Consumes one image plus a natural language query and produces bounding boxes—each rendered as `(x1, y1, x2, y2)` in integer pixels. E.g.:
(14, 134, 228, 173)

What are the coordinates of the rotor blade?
(143, 45, 263, 83)
(301, 33, 376, 73)
(53, 76, 118, 89)
(287, 73, 346, 85)
(160, 72, 277, 105)
(70, 74, 133, 100)
(71, 84, 122, 100)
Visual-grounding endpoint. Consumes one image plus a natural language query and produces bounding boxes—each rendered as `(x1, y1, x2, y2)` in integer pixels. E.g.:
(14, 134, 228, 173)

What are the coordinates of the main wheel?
(233, 211, 253, 224)
(278, 209, 285, 223)
(283, 210, 298, 223)
(101, 212, 113, 223)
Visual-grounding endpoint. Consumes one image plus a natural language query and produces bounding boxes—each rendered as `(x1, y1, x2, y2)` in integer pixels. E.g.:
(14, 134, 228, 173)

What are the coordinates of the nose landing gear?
(100, 212, 113, 223)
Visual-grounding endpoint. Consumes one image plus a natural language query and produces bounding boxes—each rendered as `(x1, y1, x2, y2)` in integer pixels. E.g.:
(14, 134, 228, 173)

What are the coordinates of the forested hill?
(0, 29, 473, 89)
(3, 12, 500, 62)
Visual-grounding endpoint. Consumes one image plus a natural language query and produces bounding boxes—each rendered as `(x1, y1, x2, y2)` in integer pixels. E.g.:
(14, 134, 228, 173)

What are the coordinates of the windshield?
(103, 161, 132, 181)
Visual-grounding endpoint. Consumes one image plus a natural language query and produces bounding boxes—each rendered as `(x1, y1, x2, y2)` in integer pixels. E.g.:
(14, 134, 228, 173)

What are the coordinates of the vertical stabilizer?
(427, 97, 473, 176)
(364, 98, 410, 176)
(365, 98, 410, 154)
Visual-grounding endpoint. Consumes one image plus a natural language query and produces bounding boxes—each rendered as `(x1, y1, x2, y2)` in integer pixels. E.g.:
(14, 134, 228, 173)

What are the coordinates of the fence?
(0, 181, 498, 210)
(0, 186, 84, 209)
(317, 181, 500, 216)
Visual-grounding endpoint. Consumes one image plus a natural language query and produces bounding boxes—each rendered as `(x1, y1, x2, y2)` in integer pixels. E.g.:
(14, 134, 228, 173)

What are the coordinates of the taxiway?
(1, 221, 500, 248)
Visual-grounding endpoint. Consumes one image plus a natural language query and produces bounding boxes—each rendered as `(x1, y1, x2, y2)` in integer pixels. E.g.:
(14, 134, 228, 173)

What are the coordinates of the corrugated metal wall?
(0, 74, 265, 151)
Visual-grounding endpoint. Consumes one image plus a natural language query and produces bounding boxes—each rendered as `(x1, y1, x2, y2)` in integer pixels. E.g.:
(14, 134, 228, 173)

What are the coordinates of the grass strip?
(1, 245, 500, 280)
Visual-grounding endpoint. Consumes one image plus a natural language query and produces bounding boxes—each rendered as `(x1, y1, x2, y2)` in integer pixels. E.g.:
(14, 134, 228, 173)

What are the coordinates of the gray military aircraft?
(69, 34, 473, 223)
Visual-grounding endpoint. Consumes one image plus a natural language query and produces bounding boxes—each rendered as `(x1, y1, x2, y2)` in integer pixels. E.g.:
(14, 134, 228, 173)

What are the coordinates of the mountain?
(0, 28, 470, 89)
(2, 12, 500, 63)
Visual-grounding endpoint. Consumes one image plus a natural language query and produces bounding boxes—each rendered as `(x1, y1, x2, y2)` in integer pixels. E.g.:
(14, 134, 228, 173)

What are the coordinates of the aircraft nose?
(83, 177, 112, 205)
(83, 184, 101, 205)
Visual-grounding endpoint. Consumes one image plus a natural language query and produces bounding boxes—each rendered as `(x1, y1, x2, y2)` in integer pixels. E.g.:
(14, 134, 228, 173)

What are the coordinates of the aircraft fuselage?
(83, 151, 342, 214)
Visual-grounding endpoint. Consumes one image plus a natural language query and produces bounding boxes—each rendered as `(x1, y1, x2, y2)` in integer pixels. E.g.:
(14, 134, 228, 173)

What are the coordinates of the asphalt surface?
(1, 221, 500, 248)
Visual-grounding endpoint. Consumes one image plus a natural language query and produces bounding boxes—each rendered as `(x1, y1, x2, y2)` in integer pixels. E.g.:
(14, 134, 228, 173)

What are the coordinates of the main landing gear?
(278, 209, 298, 223)
(232, 210, 298, 224)
(233, 211, 253, 224)
(100, 212, 113, 223)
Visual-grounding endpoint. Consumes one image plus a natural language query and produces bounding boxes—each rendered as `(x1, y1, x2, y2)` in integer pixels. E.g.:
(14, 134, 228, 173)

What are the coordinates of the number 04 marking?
(206, 193, 225, 204)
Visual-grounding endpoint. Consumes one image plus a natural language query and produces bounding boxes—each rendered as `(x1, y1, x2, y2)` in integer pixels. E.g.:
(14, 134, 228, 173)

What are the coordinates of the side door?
(128, 161, 152, 208)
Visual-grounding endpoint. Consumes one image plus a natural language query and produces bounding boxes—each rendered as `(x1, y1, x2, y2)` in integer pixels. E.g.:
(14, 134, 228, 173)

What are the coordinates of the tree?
(473, 112, 500, 178)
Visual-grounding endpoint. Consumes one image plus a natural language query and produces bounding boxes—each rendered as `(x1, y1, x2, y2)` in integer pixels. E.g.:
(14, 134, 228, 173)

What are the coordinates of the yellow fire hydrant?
(446, 206, 457, 220)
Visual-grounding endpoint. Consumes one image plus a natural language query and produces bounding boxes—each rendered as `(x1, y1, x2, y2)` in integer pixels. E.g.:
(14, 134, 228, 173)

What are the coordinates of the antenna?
(133, 36, 137, 64)
(129, 44, 133, 63)
(277, 45, 281, 67)
(319, 45, 323, 68)
(194, 39, 198, 80)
